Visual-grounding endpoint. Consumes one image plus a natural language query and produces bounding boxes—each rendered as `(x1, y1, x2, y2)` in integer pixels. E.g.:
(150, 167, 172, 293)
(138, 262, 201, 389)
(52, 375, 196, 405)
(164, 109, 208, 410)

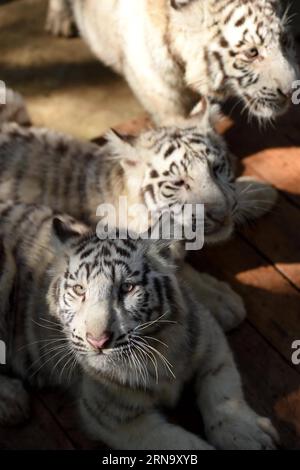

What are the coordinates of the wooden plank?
(0, 393, 74, 450)
(189, 237, 300, 370)
(114, 114, 151, 135)
(226, 137, 300, 290)
(223, 101, 300, 209)
(229, 323, 300, 450)
(241, 147, 300, 208)
(224, 102, 300, 155)
(237, 193, 300, 290)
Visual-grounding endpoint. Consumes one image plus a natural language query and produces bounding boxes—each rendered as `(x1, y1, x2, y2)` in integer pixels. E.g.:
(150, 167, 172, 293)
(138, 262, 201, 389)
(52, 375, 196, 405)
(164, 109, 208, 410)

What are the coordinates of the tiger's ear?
(105, 129, 139, 169)
(186, 97, 221, 130)
(51, 216, 90, 251)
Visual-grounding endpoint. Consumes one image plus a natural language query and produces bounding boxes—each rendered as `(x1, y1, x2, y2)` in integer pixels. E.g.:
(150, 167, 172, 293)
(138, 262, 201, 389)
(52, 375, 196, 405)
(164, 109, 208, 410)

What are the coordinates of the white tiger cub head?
(170, 0, 298, 120)
(48, 218, 181, 386)
(106, 120, 236, 244)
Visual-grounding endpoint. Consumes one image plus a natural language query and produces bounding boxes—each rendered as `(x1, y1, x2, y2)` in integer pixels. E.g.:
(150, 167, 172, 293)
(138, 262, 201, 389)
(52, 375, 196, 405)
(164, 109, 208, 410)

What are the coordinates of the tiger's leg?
(45, 0, 77, 37)
(178, 263, 246, 332)
(79, 378, 213, 450)
(195, 311, 278, 449)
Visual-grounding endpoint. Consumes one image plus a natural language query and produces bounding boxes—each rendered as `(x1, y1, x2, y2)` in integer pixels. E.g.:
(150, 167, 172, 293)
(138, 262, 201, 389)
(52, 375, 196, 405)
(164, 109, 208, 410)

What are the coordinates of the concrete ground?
(0, 0, 143, 139)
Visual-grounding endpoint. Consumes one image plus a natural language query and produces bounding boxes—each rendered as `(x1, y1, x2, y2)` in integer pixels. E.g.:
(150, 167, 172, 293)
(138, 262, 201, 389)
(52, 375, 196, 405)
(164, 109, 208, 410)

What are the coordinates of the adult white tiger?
(46, 0, 298, 124)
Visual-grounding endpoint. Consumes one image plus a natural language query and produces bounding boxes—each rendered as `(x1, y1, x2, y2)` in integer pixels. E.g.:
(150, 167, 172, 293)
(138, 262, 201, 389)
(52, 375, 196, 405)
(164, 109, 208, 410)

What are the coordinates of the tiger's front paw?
(0, 376, 30, 426)
(207, 402, 279, 450)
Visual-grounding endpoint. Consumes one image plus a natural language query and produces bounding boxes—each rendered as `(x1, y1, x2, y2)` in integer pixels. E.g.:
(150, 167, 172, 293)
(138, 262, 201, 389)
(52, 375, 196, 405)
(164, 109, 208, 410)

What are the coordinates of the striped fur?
(46, 0, 298, 124)
(0, 93, 277, 332)
(0, 89, 31, 127)
(0, 201, 278, 449)
(0, 115, 275, 246)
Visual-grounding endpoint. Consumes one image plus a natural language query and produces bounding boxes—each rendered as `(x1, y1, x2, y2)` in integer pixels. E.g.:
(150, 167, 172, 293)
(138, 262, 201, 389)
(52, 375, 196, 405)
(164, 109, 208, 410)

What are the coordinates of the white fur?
(47, 0, 298, 124)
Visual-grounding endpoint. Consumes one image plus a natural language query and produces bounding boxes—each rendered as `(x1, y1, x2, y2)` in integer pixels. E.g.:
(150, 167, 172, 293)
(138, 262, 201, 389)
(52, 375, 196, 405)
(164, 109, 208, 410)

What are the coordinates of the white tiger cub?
(46, 0, 298, 125)
(0, 201, 278, 449)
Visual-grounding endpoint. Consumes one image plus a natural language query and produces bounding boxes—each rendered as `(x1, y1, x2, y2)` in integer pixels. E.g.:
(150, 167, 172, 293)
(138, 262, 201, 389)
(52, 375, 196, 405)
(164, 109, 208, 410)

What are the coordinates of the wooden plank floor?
(1, 97, 300, 452)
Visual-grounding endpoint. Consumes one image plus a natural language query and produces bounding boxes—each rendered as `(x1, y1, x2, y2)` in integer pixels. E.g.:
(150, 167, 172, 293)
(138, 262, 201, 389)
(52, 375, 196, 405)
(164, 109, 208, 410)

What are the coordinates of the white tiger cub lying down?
(0, 202, 278, 450)
(0, 89, 278, 332)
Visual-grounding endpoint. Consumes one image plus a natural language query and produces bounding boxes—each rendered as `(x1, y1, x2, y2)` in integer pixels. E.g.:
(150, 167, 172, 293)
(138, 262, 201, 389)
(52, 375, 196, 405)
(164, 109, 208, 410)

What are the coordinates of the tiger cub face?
(48, 219, 179, 386)
(108, 124, 236, 244)
(170, 0, 298, 120)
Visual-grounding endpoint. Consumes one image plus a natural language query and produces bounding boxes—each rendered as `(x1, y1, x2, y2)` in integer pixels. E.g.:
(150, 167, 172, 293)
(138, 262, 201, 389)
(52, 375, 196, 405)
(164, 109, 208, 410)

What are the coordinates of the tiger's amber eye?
(174, 180, 190, 190)
(121, 283, 135, 294)
(73, 284, 86, 296)
(245, 47, 259, 59)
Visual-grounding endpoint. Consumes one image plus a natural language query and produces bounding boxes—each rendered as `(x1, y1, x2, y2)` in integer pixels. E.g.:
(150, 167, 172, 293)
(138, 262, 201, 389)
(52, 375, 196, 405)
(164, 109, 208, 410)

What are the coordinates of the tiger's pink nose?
(86, 331, 112, 350)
